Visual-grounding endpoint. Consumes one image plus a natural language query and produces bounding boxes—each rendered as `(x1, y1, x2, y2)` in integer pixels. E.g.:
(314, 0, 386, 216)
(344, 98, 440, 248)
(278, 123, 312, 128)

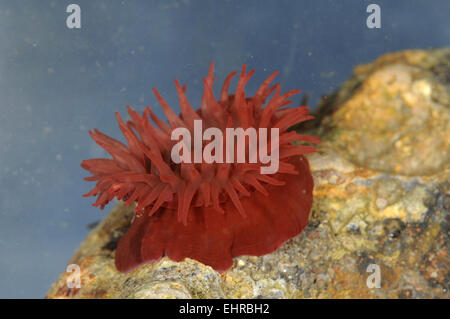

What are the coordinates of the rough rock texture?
(47, 48, 449, 299)
(310, 48, 450, 176)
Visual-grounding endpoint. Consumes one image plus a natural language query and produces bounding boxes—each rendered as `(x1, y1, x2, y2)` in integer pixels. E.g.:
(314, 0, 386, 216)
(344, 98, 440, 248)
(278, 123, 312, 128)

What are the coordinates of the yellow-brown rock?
(47, 49, 449, 299)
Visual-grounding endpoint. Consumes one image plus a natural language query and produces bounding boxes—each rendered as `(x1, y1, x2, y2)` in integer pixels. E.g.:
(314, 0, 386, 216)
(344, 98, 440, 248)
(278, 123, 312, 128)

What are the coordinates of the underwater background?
(0, 0, 448, 298)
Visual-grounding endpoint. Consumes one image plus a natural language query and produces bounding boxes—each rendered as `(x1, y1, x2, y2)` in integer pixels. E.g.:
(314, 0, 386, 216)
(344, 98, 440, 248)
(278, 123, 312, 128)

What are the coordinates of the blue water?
(0, 0, 448, 298)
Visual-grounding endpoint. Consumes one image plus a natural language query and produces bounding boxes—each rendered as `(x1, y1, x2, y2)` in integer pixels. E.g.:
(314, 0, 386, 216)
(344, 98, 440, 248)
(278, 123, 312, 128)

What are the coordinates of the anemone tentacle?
(81, 63, 319, 226)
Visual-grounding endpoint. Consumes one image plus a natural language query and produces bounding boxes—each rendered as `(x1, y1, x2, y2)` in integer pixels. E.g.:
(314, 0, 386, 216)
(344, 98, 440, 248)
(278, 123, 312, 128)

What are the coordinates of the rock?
(312, 48, 450, 176)
(46, 49, 449, 299)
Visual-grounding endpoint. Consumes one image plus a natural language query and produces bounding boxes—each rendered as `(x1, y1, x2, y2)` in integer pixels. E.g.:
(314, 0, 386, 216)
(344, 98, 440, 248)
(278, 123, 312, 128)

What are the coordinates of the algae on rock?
(47, 48, 449, 299)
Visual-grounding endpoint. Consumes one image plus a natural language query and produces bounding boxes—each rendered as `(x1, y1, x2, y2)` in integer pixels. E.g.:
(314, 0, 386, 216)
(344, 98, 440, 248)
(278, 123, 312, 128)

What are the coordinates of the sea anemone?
(81, 63, 320, 272)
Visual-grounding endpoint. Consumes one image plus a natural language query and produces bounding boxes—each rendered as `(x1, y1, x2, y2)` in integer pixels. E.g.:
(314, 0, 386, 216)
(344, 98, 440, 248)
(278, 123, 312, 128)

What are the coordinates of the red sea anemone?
(81, 63, 320, 272)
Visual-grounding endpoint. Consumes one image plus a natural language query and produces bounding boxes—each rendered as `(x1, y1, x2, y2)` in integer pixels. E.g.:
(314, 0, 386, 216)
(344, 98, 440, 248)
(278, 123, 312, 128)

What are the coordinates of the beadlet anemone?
(81, 63, 320, 272)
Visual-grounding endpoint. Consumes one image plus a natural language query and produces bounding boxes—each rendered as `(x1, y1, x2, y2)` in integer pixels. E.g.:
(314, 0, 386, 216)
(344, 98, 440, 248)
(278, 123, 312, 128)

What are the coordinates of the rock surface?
(311, 48, 449, 176)
(47, 48, 449, 299)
